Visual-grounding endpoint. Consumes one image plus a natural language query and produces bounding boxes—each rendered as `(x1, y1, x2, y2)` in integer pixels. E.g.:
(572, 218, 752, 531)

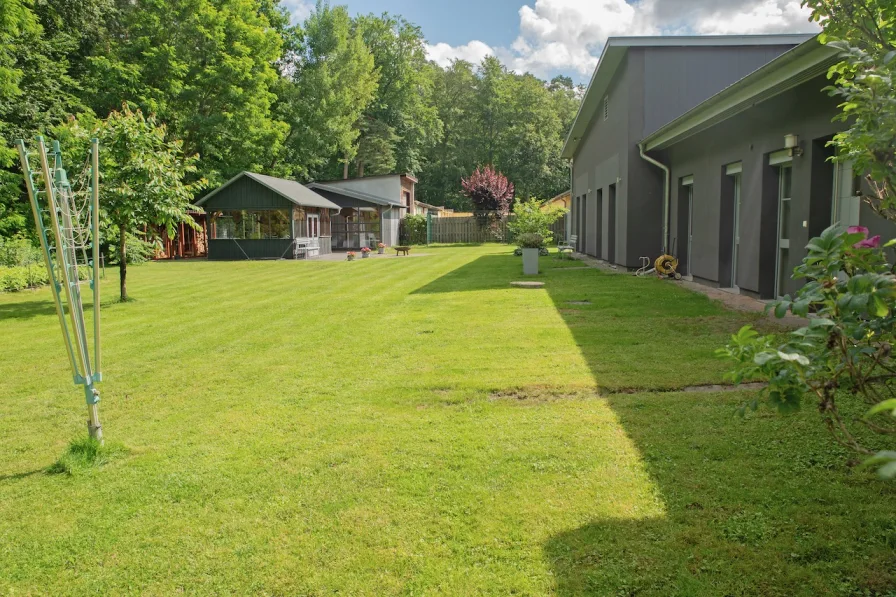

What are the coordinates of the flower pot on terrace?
(377, 248, 385, 254)
(362, 252, 370, 258)
(522, 247, 539, 275)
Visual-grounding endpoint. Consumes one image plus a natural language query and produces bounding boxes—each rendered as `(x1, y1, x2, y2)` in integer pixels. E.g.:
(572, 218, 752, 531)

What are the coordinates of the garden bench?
(558, 235, 577, 259)
(394, 246, 411, 256)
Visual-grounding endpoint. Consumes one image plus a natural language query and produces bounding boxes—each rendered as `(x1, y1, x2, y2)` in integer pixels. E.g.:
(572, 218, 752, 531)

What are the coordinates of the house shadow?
(412, 253, 521, 294)
(0, 300, 62, 321)
(415, 251, 896, 594)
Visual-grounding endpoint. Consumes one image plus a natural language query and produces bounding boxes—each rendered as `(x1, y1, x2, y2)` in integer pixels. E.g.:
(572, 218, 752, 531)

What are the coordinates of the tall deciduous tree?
(416, 59, 478, 209)
(353, 13, 442, 176)
(275, 1, 378, 180)
(56, 105, 205, 301)
(85, 0, 288, 185)
(0, 0, 92, 238)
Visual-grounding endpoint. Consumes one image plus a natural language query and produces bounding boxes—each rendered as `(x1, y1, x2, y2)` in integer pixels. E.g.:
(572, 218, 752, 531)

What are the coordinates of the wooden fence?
(399, 215, 567, 245)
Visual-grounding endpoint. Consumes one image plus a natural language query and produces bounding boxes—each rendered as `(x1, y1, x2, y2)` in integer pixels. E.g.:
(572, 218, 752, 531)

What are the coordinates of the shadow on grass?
(416, 252, 896, 594)
(0, 468, 45, 482)
(0, 301, 61, 321)
(544, 392, 896, 596)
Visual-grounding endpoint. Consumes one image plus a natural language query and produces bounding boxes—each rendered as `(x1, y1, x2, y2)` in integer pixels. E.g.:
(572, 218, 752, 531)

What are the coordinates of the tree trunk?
(343, 154, 349, 180)
(119, 223, 128, 302)
(358, 161, 364, 178)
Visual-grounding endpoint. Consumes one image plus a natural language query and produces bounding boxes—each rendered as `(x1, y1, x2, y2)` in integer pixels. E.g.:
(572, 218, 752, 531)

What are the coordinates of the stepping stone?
(510, 281, 545, 288)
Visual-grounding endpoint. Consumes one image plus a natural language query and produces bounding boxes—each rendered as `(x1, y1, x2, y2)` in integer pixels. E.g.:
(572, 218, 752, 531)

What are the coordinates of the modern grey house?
(562, 34, 812, 271)
(564, 33, 893, 300)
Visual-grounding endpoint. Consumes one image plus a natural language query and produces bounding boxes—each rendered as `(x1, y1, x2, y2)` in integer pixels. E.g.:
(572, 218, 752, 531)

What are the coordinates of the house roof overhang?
(305, 183, 404, 207)
(561, 33, 816, 160)
(640, 36, 837, 152)
(195, 171, 340, 210)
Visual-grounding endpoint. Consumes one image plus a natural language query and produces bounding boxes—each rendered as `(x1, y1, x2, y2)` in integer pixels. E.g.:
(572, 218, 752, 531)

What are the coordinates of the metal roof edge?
(306, 183, 404, 207)
(561, 33, 817, 160)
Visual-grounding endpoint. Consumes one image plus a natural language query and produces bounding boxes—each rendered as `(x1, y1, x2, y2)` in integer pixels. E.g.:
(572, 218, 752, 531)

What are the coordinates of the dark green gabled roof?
(196, 172, 340, 210)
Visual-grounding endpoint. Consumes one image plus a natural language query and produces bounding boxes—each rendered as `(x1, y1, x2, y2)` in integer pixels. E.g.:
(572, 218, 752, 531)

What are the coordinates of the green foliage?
(718, 225, 896, 477)
(507, 197, 567, 246)
(85, 0, 288, 185)
(54, 104, 205, 300)
(276, 1, 378, 180)
(0, 263, 88, 292)
(0, 236, 40, 267)
(416, 57, 580, 208)
(353, 13, 441, 177)
(804, 0, 896, 219)
(402, 214, 426, 245)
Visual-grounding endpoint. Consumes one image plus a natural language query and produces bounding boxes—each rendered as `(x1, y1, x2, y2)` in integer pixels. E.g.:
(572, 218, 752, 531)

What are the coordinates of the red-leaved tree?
(461, 166, 515, 215)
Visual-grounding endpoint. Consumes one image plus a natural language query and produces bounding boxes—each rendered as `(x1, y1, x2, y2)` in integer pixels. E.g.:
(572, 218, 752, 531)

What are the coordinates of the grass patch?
(0, 245, 893, 595)
(46, 437, 127, 476)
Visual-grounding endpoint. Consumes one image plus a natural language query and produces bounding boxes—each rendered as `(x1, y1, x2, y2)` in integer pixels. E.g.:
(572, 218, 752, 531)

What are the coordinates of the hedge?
(0, 265, 90, 292)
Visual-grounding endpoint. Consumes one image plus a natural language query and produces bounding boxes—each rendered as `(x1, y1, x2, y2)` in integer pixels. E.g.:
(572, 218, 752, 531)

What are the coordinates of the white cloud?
(281, 0, 312, 25)
(425, 0, 820, 79)
(694, 0, 814, 34)
(425, 40, 496, 68)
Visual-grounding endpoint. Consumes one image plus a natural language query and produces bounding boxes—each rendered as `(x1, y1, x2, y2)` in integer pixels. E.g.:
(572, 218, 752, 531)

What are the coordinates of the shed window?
(210, 209, 290, 240)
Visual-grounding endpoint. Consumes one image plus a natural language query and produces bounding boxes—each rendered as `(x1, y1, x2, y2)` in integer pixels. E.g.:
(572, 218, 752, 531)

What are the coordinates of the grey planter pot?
(522, 248, 539, 275)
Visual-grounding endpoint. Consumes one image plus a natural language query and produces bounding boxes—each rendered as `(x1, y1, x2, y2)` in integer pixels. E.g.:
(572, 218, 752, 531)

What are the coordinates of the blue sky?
(284, 0, 820, 83)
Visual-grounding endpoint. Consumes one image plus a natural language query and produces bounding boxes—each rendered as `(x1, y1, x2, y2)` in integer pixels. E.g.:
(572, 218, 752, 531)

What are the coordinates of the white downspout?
(638, 142, 670, 255)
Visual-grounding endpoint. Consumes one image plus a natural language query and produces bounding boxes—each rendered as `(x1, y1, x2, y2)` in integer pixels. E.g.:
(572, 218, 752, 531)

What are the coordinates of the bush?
(0, 236, 42, 268)
(507, 197, 567, 246)
(516, 233, 544, 249)
(402, 214, 426, 245)
(718, 225, 896, 478)
(0, 264, 88, 292)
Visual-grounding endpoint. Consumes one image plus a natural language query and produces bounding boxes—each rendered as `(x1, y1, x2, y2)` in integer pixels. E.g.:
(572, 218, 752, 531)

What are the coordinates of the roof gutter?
(638, 142, 670, 255)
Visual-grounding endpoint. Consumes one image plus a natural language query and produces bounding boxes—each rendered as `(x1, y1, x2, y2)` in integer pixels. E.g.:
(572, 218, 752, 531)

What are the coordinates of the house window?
(210, 210, 290, 240)
(603, 95, 609, 120)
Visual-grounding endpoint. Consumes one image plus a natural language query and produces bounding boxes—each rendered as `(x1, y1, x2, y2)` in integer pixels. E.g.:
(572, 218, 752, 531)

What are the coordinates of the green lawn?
(0, 245, 893, 595)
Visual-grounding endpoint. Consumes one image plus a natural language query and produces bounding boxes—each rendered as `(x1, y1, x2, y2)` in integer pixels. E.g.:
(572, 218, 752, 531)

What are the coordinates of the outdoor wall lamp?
(785, 133, 804, 157)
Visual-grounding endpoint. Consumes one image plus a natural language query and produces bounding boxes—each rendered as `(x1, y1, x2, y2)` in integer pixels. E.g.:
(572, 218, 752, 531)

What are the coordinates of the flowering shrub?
(377, 242, 385, 248)
(461, 166, 514, 215)
(361, 247, 371, 253)
(516, 233, 544, 249)
(346, 251, 356, 261)
(718, 225, 896, 478)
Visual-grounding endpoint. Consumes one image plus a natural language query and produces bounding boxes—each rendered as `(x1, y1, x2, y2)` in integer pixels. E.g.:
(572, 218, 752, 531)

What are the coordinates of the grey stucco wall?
(571, 55, 631, 265)
(661, 74, 894, 299)
(642, 45, 799, 138)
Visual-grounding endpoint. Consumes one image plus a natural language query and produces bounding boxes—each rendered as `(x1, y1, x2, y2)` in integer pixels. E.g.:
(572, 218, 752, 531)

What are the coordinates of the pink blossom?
(855, 235, 881, 249)
(848, 225, 880, 249)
